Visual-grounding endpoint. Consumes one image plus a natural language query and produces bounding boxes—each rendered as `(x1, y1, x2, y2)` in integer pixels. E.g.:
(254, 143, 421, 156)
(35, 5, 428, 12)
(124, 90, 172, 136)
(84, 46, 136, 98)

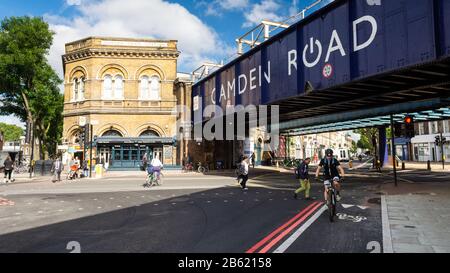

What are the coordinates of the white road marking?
(97, 207, 102, 209)
(78, 208, 83, 211)
(342, 204, 355, 209)
(38, 211, 43, 214)
(117, 205, 122, 208)
(15, 212, 22, 215)
(58, 209, 64, 212)
(381, 196, 394, 253)
(273, 205, 327, 253)
(357, 205, 369, 210)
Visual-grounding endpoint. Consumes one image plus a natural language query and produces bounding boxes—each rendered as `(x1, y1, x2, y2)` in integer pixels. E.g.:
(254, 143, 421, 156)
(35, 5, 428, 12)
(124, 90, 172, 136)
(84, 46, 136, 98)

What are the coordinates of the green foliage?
(0, 16, 62, 159)
(0, 122, 23, 141)
(349, 140, 358, 155)
(354, 128, 378, 153)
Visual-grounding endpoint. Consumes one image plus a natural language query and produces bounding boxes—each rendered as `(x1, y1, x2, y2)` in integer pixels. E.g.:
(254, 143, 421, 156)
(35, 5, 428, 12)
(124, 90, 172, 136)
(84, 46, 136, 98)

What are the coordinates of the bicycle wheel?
(198, 166, 206, 173)
(328, 191, 335, 222)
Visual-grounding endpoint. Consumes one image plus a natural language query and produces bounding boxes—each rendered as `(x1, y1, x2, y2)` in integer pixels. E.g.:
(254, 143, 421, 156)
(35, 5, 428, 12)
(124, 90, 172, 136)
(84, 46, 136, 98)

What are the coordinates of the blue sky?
(0, 0, 334, 127)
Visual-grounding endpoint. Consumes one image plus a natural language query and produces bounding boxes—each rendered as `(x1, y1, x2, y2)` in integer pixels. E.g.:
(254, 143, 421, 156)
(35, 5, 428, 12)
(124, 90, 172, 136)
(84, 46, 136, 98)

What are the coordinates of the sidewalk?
(381, 182, 450, 253)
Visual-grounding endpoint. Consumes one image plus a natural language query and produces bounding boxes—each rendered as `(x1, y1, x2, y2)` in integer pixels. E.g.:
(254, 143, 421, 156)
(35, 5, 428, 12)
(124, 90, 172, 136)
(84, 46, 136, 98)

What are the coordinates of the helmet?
(325, 149, 334, 156)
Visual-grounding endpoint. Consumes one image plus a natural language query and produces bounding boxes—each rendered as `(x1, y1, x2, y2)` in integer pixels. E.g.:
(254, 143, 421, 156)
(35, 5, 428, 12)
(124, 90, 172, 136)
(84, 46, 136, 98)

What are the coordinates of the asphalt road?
(0, 166, 446, 253)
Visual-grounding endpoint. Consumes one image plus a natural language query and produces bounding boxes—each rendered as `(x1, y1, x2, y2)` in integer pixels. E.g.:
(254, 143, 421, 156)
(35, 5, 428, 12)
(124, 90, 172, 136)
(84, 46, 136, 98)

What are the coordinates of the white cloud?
(201, 0, 249, 17)
(243, 0, 284, 28)
(219, 0, 250, 10)
(46, 0, 231, 81)
(66, 0, 82, 6)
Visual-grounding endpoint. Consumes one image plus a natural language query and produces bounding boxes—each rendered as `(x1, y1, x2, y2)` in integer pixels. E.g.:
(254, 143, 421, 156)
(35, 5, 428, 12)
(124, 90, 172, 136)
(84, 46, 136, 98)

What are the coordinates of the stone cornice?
(63, 48, 180, 63)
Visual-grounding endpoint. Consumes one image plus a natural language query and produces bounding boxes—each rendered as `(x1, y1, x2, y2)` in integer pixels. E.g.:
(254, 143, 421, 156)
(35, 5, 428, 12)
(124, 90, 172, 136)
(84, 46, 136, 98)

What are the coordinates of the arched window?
(140, 129, 160, 138)
(102, 130, 123, 137)
(139, 76, 149, 99)
(78, 77, 85, 101)
(149, 76, 160, 100)
(73, 78, 79, 102)
(103, 75, 113, 99)
(114, 75, 124, 99)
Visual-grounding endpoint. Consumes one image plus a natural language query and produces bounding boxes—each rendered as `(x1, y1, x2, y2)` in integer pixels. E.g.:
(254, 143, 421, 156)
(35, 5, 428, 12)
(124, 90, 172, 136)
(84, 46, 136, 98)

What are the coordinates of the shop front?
(95, 137, 175, 170)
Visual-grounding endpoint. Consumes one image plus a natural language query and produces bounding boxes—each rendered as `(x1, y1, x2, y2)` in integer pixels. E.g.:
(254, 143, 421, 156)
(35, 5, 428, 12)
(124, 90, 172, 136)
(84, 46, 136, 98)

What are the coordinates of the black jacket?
(296, 161, 309, 180)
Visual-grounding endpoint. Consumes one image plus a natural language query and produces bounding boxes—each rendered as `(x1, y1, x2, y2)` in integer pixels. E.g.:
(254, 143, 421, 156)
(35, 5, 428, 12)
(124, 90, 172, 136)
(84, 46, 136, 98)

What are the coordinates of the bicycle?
(143, 170, 163, 188)
(321, 177, 342, 222)
(197, 162, 209, 174)
(182, 162, 194, 173)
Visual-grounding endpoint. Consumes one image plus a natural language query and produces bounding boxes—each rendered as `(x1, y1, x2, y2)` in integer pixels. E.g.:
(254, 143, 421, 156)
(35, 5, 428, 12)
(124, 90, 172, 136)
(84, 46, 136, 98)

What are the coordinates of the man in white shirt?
(238, 155, 249, 190)
(150, 157, 163, 180)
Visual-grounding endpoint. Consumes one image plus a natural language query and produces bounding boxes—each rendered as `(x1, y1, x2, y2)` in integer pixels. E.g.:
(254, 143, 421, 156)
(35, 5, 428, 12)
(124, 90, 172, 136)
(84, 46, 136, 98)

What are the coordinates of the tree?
(349, 140, 358, 156)
(0, 122, 23, 141)
(354, 128, 378, 155)
(0, 16, 62, 159)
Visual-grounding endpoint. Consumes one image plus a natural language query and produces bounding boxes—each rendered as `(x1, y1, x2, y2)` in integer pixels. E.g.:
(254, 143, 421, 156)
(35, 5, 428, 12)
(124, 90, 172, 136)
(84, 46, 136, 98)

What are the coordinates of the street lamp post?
(390, 115, 398, 187)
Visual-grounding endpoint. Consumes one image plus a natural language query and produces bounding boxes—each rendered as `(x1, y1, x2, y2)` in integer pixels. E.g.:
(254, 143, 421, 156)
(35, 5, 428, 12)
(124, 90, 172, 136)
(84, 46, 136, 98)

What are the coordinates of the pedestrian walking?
(294, 158, 312, 200)
(3, 156, 14, 183)
(238, 156, 250, 190)
(51, 156, 64, 183)
(251, 152, 255, 168)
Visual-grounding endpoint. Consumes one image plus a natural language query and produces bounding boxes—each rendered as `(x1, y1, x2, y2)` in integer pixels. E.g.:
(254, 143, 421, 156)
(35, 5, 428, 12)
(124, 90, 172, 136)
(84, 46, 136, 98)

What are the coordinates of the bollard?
(349, 160, 353, 169)
(427, 160, 431, 171)
(402, 162, 405, 170)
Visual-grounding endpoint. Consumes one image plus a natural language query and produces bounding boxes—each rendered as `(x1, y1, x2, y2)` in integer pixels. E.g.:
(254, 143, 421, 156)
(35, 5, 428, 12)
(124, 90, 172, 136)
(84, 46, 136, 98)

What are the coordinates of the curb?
(381, 195, 394, 253)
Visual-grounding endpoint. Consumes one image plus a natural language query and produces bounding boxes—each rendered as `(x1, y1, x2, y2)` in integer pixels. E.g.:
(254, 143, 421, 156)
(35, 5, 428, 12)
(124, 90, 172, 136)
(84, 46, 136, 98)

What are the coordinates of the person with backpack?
(294, 158, 312, 200)
(315, 149, 345, 202)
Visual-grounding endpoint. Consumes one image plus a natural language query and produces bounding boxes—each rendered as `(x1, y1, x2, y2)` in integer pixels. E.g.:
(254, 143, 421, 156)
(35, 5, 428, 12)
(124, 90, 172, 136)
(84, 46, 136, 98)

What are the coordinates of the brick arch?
(97, 123, 129, 137)
(136, 123, 166, 137)
(97, 64, 129, 80)
(68, 66, 88, 82)
(135, 64, 166, 80)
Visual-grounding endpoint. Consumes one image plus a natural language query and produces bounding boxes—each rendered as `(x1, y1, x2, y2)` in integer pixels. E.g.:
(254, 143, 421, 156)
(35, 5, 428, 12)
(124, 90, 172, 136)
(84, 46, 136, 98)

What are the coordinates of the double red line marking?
(246, 201, 324, 253)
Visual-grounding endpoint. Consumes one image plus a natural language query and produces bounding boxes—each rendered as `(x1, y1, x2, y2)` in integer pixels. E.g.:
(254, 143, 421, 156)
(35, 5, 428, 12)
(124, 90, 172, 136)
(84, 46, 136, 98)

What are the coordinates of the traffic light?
(436, 135, 441, 146)
(79, 125, 86, 145)
(84, 124, 90, 146)
(394, 123, 403, 138)
(404, 116, 415, 138)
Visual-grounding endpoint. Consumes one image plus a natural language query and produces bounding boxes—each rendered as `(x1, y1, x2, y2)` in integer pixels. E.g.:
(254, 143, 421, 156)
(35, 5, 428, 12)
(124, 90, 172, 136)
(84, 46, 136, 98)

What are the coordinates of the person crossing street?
(294, 158, 312, 200)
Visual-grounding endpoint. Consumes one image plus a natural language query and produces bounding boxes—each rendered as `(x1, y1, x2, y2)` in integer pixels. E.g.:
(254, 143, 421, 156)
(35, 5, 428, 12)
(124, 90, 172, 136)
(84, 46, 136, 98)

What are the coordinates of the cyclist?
(150, 156, 163, 183)
(315, 149, 345, 202)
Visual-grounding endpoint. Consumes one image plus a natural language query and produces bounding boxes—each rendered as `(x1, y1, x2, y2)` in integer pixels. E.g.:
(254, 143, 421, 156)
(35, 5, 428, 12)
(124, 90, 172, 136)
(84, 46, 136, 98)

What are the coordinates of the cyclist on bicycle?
(315, 149, 345, 202)
(150, 156, 163, 181)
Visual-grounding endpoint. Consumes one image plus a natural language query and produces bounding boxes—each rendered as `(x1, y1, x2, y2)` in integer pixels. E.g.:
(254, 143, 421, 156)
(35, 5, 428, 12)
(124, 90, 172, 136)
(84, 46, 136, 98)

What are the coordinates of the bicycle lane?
(244, 181, 383, 253)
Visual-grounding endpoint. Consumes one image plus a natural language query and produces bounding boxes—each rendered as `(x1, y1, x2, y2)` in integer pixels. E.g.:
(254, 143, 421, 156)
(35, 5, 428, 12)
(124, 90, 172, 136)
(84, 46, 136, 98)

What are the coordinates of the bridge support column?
(378, 126, 389, 168)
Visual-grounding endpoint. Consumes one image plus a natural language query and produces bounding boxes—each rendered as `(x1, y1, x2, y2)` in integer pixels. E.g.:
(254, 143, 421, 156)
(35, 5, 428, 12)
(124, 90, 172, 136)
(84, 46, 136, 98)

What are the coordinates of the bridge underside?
(276, 57, 450, 134)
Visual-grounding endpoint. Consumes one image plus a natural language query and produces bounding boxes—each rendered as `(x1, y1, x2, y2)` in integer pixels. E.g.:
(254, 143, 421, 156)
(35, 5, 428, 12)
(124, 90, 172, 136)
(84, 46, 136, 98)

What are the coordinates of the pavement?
(380, 181, 450, 253)
(0, 162, 448, 253)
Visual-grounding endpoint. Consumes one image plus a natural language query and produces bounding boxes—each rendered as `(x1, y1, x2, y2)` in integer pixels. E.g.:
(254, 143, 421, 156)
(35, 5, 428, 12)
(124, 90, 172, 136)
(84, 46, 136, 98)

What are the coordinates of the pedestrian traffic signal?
(436, 135, 441, 146)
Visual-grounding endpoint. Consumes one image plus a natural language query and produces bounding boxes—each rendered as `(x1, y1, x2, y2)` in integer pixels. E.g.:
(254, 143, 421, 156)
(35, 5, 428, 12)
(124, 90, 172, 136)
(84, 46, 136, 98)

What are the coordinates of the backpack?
(321, 158, 338, 177)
